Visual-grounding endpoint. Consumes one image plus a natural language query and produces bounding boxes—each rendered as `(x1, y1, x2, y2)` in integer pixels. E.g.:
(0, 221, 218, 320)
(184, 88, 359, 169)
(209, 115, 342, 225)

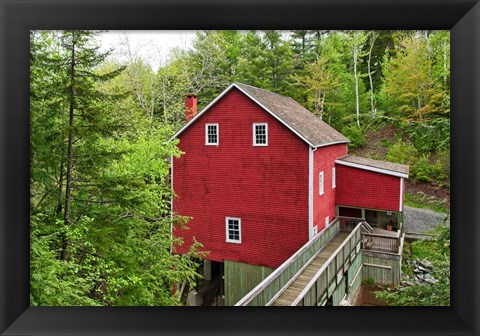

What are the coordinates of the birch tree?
(366, 31, 379, 117)
(117, 35, 160, 120)
(350, 31, 367, 127)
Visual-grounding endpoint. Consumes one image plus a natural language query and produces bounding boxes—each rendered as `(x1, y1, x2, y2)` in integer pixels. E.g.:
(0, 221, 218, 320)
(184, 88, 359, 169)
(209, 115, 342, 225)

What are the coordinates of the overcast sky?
(99, 30, 198, 70)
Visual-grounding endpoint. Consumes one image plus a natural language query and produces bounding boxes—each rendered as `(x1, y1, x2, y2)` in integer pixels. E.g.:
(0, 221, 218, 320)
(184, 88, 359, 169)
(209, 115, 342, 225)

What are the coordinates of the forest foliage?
(30, 30, 450, 306)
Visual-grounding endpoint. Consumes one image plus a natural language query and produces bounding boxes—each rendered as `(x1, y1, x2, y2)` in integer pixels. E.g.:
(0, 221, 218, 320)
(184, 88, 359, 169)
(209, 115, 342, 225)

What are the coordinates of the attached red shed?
(335, 155, 409, 229)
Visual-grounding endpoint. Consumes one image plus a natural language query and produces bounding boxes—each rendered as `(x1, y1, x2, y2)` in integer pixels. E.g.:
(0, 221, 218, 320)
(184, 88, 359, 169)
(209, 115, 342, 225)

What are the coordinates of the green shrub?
(411, 154, 433, 182)
(341, 124, 365, 149)
(387, 141, 449, 184)
(406, 118, 450, 152)
(363, 278, 376, 286)
(432, 149, 450, 184)
(386, 140, 417, 165)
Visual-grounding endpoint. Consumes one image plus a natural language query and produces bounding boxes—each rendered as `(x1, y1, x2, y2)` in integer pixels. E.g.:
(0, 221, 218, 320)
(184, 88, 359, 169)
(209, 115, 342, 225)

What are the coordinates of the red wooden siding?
(335, 165, 402, 212)
(313, 144, 348, 233)
(173, 88, 309, 269)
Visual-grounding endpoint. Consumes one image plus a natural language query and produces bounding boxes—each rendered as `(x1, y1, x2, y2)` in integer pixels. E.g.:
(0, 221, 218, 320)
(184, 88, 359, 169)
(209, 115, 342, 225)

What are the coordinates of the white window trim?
(253, 123, 268, 146)
(332, 167, 336, 189)
(319, 171, 324, 195)
(205, 123, 219, 145)
(225, 217, 241, 244)
(325, 216, 330, 227)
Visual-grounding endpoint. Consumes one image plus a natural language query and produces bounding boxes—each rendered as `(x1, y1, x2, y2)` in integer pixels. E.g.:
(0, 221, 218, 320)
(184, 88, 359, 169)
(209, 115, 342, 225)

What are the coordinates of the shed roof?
(171, 83, 350, 148)
(335, 155, 409, 178)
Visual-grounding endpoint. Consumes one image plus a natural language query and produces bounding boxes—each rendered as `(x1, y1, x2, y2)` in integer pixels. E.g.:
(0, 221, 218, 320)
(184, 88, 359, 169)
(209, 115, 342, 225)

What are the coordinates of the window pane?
(255, 124, 267, 144)
(227, 218, 241, 242)
(207, 125, 218, 144)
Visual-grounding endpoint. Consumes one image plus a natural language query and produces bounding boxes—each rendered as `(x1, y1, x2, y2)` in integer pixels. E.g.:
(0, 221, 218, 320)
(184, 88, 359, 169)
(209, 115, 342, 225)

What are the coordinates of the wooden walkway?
(271, 232, 350, 306)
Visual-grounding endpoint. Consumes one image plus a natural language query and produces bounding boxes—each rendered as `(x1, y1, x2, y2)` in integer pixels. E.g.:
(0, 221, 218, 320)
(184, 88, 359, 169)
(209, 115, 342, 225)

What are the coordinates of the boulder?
(418, 259, 433, 269)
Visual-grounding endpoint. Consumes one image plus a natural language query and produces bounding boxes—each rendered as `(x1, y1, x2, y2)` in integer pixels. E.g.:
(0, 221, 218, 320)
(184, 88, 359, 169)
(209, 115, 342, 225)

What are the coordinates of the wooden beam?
(363, 263, 391, 270)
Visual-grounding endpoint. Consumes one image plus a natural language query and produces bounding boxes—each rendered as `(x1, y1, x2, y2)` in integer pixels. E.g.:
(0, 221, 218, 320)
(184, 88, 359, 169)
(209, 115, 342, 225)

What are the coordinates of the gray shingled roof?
(336, 155, 409, 176)
(234, 83, 350, 147)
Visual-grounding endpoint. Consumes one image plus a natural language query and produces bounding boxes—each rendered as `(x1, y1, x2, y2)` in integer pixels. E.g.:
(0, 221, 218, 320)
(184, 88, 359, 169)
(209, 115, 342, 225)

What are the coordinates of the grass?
(404, 192, 449, 214)
(380, 138, 391, 147)
(411, 240, 443, 260)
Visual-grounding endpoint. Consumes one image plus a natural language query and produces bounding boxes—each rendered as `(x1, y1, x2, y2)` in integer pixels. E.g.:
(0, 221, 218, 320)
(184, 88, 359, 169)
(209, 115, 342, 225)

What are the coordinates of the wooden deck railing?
(235, 217, 363, 306)
(291, 223, 363, 306)
(337, 216, 366, 232)
(234, 218, 340, 306)
(362, 232, 401, 254)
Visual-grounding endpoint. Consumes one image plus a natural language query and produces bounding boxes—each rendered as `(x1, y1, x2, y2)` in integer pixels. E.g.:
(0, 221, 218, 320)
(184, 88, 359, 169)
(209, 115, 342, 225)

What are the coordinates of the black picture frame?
(1, 0, 479, 335)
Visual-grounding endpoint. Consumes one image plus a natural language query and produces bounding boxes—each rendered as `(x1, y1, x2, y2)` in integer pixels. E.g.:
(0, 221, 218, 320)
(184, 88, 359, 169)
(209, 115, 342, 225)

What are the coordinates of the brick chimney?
(185, 94, 197, 122)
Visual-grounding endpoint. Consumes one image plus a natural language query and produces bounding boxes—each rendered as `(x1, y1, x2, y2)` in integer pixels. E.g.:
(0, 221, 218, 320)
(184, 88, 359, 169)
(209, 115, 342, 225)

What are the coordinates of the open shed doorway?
(338, 206, 400, 232)
(338, 206, 362, 218)
(201, 260, 224, 306)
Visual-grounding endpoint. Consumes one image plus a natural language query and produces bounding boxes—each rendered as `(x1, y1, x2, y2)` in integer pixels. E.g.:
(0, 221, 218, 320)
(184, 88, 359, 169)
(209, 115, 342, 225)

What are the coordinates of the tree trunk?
(367, 32, 378, 118)
(320, 93, 326, 121)
(316, 89, 323, 120)
(61, 32, 76, 260)
(55, 162, 64, 215)
(353, 43, 360, 127)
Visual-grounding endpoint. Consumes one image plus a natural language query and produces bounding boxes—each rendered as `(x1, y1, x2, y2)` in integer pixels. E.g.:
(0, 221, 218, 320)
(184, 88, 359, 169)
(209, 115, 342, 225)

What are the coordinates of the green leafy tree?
(30, 30, 203, 306)
(116, 35, 160, 120)
(379, 32, 450, 152)
(318, 32, 369, 129)
(379, 33, 449, 120)
(185, 30, 238, 103)
(292, 56, 340, 120)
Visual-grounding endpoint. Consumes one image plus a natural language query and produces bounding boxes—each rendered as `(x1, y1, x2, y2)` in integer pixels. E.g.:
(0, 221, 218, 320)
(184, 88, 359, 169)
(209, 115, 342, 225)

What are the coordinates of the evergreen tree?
(30, 30, 203, 306)
(236, 31, 294, 95)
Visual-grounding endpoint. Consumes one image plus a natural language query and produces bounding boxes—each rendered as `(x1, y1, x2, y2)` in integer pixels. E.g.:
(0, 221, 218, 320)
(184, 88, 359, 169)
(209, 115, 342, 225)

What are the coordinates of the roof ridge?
(336, 155, 409, 176)
(347, 155, 409, 166)
(234, 82, 298, 99)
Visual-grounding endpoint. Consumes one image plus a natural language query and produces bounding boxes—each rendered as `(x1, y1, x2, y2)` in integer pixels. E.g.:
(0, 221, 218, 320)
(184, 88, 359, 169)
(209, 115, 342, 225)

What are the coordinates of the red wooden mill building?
(171, 83, 408, 306)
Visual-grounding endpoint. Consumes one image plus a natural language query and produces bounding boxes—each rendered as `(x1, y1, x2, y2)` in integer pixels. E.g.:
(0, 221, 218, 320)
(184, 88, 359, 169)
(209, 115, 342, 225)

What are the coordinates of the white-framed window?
(226, 217, 241, 243)
(332, 167, 336, 188)
(325, 216, 330, 227)
(205, 123, 219, 145)
(319, 171, 324, 195)
(253, 123, 268, 146)
(313, 226, 318, 236)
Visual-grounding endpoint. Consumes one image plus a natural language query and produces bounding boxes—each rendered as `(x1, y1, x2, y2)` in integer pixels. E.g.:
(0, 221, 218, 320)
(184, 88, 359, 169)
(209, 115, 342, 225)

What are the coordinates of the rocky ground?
(402, 258, 438, 286)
